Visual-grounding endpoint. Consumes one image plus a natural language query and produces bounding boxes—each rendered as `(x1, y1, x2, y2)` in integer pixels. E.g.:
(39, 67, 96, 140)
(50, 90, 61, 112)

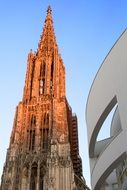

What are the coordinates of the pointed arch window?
(31, 115, 36, 127)
(44, 112, 46, 125)
(42, 127, 49, 150)
(40, 113, 49, 151)
(51, 61, 54, 79)
(46, 113, 49, 125)
(40, 166, 44, 190)
(39, 179, 43, 190)
(50, 61, 54, 94)
(28, 115, 36, 151)
(39, 61, 46, 95)
(29, 129, 35, 151)
(30, 164, 37, 190)
(40, 61, 46, 78)
(43, 113, 49, 149)
(39, 79, 45, 95)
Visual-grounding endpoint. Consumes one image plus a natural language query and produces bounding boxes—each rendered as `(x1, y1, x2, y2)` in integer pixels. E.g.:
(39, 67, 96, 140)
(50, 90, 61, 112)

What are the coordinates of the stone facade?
(0, 6, 89, 190)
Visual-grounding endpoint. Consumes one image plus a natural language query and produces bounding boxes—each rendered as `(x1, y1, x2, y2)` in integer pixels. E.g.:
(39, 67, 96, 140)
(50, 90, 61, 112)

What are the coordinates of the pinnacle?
(47, 5, 52, 14)
(45, 5, 53, 23)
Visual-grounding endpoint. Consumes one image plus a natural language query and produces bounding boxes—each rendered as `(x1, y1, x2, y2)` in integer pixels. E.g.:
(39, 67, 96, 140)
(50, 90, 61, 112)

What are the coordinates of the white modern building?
(86, 30, 127, 190)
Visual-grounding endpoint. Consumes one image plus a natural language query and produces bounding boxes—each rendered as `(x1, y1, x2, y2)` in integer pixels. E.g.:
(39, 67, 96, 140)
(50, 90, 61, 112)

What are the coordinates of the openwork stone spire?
(38, 5, 57, 56)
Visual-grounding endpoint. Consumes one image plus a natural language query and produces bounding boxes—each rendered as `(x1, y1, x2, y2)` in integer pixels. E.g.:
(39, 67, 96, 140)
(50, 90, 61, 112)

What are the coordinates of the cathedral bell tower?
(0, 6, 89, 190)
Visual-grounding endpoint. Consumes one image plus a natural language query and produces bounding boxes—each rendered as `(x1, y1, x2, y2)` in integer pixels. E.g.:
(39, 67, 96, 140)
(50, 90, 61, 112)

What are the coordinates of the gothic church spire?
(38, 5, 57, 55)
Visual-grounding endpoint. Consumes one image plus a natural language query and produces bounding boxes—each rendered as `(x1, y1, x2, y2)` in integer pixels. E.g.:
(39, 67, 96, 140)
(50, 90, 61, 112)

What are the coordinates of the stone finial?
(47, 5, 52, 14)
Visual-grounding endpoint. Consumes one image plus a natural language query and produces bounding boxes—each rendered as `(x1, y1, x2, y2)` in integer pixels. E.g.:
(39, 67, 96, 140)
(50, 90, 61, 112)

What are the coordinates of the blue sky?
(0, 0, 127, 187)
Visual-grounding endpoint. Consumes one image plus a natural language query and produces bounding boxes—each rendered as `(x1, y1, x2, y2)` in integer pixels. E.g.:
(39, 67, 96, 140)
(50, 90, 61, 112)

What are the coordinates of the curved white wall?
(86, 29, 127, 190)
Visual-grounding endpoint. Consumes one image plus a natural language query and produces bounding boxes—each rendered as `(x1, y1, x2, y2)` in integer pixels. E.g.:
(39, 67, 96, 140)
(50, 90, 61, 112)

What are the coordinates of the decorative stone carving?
(22, 167, 28, 177)
(48, 177, 56, 188)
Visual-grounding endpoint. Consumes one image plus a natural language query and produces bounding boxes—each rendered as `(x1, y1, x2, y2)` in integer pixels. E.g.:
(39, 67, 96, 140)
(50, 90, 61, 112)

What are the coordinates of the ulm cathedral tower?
(1, 6, 89, 190)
